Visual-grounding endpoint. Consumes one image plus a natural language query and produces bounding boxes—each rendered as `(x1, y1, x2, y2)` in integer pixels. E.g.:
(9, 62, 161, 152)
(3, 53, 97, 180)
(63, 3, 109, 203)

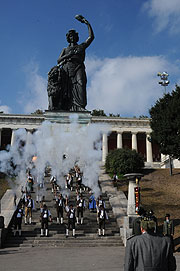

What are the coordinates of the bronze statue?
(47, 15, 94, 111)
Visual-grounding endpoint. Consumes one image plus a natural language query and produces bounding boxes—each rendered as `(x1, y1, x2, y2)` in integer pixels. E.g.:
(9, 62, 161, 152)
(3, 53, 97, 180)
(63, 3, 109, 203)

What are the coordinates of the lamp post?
(157, 71, 170, 94)
(157, 71, 172, 175)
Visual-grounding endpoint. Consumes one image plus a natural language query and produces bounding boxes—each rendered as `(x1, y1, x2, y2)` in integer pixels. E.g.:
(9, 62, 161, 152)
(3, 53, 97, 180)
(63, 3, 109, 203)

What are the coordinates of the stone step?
(5, 175, 123, 248)
(5, 238, 123, 248)
(5, 242, 123, 248)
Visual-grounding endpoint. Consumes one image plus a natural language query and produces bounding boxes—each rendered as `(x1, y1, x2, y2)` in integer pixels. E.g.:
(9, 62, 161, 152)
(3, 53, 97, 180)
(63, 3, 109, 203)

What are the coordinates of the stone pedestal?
(124, 173, 143, 228)
(44, 111, 92, 126)
(127, 180, 137, 216)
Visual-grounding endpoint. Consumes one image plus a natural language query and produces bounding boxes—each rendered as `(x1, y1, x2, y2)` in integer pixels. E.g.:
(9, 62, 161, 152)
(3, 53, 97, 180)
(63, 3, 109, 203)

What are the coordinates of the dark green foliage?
(91, 109, 107, 116)
(149, 85, 180, 159)
(105, 148, 144, 175)
(109, 113, 120, 117)
(31, 109, 44, 115)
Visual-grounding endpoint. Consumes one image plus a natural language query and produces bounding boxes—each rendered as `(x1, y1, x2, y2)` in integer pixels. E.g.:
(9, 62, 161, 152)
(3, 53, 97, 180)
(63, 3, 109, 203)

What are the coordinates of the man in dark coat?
(124, 218, 176, 271)
(163, 213, 175, 251)
(132, 207, 146, 236)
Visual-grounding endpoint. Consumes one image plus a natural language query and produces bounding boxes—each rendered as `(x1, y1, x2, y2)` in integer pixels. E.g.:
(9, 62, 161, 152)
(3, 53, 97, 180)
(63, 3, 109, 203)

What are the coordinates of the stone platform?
(44, 111, 92, 125)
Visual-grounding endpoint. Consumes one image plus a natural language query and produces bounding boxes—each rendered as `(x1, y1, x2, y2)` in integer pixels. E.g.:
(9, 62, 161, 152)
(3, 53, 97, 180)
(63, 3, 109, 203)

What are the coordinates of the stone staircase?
(5, 177, 123, 248)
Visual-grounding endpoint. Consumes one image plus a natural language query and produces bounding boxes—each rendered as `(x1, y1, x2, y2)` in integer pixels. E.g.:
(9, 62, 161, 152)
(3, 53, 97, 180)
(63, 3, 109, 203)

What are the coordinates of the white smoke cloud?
(21, 61, 48, 114)
(0, 119, 105, 197)
(143, 0, 180, 33)
(0, 105, 12, 114)
(86, 55, 180, 117)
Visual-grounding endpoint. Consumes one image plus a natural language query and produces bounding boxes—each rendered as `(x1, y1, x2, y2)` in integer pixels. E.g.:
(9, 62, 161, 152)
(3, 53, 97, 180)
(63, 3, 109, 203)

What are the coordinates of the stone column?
(161, 153, 167, 163)
(26, 130, 32, 145)
(11, 129, 17, 146)
(146, 133, 153, 163)
(0, 129, 2, 148)
(132, 132, 138, 151)
(102, 133, 108, 163)
(117, 132, 123, 149)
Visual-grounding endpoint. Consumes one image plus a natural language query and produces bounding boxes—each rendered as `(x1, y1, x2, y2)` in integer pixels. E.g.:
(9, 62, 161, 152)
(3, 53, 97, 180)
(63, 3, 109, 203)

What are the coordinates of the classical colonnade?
(102, 131, 153, 163)
(0, 114, 158, 166)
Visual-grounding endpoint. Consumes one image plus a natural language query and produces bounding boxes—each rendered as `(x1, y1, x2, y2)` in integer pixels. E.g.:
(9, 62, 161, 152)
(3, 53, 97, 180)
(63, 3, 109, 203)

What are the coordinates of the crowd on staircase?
(13, 165, 109, 238)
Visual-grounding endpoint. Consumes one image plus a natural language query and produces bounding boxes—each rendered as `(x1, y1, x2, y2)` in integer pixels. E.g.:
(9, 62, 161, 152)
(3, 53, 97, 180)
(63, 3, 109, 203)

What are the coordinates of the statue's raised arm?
(75, 15, 94, 48)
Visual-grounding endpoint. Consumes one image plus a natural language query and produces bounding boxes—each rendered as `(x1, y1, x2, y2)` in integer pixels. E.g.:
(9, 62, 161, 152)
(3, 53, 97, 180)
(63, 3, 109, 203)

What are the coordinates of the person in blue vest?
(40, 204, 52, 237)
(88, 192, 96, 212)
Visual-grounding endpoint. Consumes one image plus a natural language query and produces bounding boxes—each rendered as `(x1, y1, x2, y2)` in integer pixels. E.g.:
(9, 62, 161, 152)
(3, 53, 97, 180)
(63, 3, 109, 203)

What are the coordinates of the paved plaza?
(0, 246, 125, 271)
(1, 246, 180, 271)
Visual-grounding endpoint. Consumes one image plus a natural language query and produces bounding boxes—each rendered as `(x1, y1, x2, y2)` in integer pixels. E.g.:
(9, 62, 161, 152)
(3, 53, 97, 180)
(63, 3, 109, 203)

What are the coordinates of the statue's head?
(66, 29, 79, 43)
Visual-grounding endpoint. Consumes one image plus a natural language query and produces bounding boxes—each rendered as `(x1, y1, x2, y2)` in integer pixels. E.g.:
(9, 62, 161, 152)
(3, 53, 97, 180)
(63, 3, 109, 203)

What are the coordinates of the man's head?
(140, 217, 156, 234)
(165, 213, 170, 221)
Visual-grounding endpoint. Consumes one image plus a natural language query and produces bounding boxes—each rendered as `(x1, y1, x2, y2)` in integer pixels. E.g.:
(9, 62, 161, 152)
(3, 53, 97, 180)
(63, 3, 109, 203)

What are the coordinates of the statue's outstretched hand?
(75, 15, 88, 24)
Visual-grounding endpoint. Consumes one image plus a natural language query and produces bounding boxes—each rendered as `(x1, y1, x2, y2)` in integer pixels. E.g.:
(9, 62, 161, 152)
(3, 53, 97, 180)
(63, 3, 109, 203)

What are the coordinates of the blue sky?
(1, 0, 180, 117)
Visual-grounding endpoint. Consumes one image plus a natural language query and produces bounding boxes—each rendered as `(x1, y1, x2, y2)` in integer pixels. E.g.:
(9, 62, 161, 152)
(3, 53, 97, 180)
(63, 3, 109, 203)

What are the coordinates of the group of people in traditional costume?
(13, 165, 109, 238)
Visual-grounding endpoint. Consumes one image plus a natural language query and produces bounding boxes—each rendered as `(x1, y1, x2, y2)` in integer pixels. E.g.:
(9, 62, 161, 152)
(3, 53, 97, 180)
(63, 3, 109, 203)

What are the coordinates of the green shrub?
(105, 148, 144, 175)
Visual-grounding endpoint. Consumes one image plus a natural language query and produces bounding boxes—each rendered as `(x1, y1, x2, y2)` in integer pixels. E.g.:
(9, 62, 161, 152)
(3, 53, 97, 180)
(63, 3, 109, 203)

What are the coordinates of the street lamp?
(157, 71, 172, 175)
(157, 71, 170, 94)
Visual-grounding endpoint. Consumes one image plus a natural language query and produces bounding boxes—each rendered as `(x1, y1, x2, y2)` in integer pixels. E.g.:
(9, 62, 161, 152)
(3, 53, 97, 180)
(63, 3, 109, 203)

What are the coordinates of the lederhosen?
(68, 209, 75, 229)
(56, 198, 64, 218)
(77, 176, 82, 187)
(97, 199, 105, 214)
(99, 209, 106, 230)
(77, 199, 84, 218)
(50, 176, 57, 190)
(25, 199, 33, 217)
(14, 208, 23, 230)
(27, 176, 34, 192)
(41, 209, 49, 229)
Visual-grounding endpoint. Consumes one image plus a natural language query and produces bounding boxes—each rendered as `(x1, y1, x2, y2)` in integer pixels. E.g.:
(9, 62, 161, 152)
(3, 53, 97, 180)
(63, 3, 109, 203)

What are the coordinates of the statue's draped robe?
(60, 42, 88, 111)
